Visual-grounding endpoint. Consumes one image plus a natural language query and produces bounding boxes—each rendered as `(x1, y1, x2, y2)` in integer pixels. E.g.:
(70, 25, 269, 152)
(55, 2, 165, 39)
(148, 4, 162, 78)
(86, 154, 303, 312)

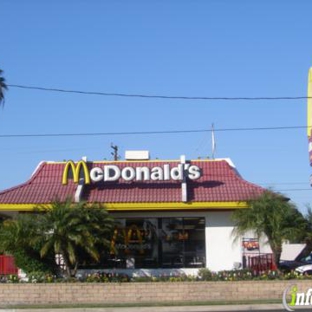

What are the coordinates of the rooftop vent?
(125, 150, 150, 160)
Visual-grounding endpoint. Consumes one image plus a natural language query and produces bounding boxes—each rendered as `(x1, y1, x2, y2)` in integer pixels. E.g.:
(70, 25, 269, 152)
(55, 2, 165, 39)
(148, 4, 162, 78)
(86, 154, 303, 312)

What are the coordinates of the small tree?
(0, 214, 57, 274)
(38, 200, 114, 277)
(232, 190, 307, 269)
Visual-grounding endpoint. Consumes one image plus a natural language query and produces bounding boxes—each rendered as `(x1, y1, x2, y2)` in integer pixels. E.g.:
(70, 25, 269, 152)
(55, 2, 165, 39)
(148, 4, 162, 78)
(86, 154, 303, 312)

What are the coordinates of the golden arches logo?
(110, 225, 144, 255)
(62, 160, 91, 185)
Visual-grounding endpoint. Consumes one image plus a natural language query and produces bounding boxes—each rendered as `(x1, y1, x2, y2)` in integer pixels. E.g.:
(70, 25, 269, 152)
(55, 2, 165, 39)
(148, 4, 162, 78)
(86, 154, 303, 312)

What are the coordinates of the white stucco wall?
(205, 211, 241, 271)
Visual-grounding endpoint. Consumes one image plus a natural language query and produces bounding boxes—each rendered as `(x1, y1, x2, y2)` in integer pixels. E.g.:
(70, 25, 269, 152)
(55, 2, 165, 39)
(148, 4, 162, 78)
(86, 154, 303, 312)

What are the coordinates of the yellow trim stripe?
(0, 201, 248, 211)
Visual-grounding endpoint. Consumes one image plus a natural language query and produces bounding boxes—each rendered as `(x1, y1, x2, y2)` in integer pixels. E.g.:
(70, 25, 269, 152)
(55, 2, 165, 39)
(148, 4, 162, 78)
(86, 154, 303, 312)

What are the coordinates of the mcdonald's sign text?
(62, 160, 201, 185)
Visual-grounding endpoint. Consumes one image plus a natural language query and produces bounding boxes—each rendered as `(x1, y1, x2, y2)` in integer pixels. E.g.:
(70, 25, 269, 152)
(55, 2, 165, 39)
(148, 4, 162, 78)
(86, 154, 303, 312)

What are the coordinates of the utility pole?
(111, 143, 120, 161)
(211, 123, 216, 159)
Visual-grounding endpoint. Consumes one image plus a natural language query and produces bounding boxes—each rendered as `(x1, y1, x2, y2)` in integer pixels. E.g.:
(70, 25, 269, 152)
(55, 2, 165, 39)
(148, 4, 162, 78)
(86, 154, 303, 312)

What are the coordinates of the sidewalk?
(0, 304, 287, 312)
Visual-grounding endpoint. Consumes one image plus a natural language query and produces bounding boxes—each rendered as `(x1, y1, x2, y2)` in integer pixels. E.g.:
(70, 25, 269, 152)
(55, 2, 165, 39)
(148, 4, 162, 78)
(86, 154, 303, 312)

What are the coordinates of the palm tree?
(300, 206, 312, 251)
(39, 199, 114, 277)
(0, 69, 8, 106)
(232, 190, 307, 269)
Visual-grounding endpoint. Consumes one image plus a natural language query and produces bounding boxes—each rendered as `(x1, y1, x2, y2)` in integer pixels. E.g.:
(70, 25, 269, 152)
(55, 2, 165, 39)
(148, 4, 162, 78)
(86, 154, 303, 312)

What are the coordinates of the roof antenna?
(211, 123, 216, 159)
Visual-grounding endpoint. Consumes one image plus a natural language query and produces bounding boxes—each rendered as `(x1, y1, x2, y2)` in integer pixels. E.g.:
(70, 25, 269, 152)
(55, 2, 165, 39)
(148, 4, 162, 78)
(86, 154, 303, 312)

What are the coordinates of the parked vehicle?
(279, 253, 312, 273)
(295, 264, 312, 275)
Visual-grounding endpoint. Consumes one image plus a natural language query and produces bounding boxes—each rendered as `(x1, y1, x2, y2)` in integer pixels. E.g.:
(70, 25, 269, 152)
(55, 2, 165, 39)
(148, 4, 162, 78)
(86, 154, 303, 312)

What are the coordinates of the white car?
(295, 264, 312, 275)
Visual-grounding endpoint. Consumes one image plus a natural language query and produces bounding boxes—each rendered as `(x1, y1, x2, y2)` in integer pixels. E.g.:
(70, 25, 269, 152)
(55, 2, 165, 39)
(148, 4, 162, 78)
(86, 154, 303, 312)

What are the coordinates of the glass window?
(109, 218, 158, 268)
(160, 218, 184, 267)
(183, 217, 206, 268)
(159, 217, 205, 268)
(105, 217, 205, 269)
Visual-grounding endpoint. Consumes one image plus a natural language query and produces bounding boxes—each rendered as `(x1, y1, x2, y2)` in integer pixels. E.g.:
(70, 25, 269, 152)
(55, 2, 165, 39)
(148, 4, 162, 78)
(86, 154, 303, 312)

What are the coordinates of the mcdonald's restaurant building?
(0, 152, 265, 274)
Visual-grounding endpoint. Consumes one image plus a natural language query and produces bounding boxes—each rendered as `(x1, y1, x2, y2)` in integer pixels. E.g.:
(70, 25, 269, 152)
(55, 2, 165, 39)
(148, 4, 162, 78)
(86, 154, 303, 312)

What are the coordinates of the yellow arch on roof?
(62, 160, 90, 185)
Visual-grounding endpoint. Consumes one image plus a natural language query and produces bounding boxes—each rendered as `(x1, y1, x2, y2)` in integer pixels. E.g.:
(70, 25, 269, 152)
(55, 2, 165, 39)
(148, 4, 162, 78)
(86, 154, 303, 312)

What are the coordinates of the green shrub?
(27, 271, 56, 283)
(12, 250, 56, 275)
(6, 274, 19, 283)
(83, 272, 129, 283)
(198, 268, 214, 281)
(199, 268, 255, 281)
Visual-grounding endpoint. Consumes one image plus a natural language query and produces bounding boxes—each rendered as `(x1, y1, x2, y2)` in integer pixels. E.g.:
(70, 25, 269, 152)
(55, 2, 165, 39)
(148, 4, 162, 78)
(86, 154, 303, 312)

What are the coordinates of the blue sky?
(0, 0, 312, 212)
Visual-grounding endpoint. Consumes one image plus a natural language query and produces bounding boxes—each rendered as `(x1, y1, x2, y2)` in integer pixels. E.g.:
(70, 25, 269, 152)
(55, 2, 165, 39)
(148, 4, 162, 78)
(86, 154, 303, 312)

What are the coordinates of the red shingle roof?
(0, 159, 265, 207)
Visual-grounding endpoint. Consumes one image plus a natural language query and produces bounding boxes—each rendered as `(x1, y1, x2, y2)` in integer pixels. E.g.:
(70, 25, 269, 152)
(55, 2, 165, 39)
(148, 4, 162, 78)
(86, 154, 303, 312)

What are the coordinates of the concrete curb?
(0, 304, 287, 312)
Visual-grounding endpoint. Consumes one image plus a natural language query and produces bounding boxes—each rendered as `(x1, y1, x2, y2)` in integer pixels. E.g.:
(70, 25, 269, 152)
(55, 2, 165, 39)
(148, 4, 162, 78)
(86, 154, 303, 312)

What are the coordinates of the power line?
(0, 125, 307, 139)
(7, 84, 312, 101)
(278, 189, 312, 192)
(259, 182, 309, 185)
